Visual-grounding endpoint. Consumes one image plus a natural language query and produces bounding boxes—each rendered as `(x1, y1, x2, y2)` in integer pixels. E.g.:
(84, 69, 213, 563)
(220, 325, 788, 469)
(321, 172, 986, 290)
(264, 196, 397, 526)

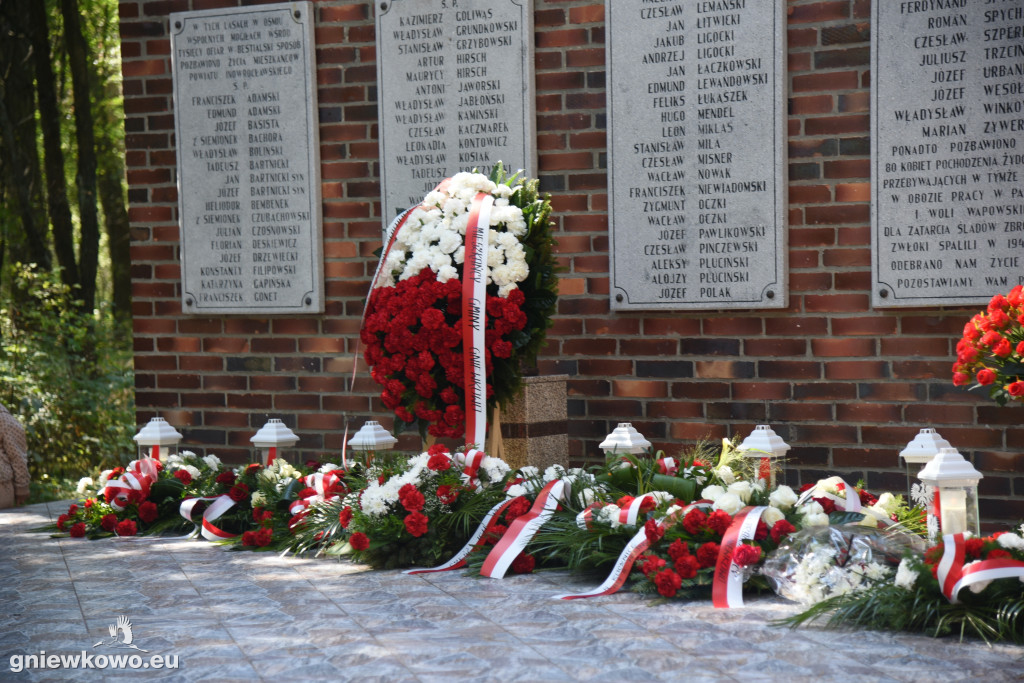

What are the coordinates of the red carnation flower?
(654, 568, 683, 597)
(770, 519, 797, 544)
(173, 469, 193, 485)
(733, 543, 762, 567)
(427, 453, 451, 471)
(57, 514, 70, 532)
(511, 552, 536, 574)
(706, 509, 732, 536)
(69, 522, 87, 538)
(616, 495, 635, 508)
(100, 514, 118, 532)
(138, 501, 159, 523)
(436, 485, 460, 505)
(987, 549, 1012, 560)
(404, 511, 429, 537)
(754, 520, 769, 542)
(338, 506, 353, 529)
(398, 483, 425, 512)
(667, 538, 690, 562)
(696, 542, 720, 568)
(115, 520, 137, 537)
(504, 497, 532, 523)
(682, 507, 708, 535)
(640, 554, 667, 578)
(228, 483, 250, 503)
(964, 537, 984, 559)
(215, 471, 237, 487)
(67, 504, 78, 516)
(644, 519, 665, 544)
(241, 530, 257, 546)
(298, 487, 317, 499)
(245, 464, 262, 475)
(254, 528, 273, 547)
(674, 554, 699, 580)
(349, 532, 370, 551)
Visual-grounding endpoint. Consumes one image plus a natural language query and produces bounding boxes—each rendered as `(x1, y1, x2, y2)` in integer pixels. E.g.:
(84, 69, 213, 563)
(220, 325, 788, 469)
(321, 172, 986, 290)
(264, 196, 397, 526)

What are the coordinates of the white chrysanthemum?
(203, 454, 222, 470)
(713, 492, 744, 516)
(761, 506, 785, 527)
(727, 480, 754, 503)
(860, 562, 891, 581)
(701, 485, 726, 503)
(75, 477, 94, 494)
(480, 456, 510, 483)
(543, 465, 566, 482)
(894, 558, 918, 590)
(997, 533, 1024, 551)
(360, 485, 389, 517)
(597, 504, 622, 529)
(251, 491, 267, 508)
(716, 465, 736, 484)
(506, 484, 527, 498)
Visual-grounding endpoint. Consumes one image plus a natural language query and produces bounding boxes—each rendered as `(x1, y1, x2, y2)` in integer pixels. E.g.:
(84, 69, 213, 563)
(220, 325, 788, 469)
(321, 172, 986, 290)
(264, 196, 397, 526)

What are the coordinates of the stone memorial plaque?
(607, 0, 787, 311)
(376, 0, 536, 223)
(171, 1, 323, 314)
(872, 1, 1024, 308)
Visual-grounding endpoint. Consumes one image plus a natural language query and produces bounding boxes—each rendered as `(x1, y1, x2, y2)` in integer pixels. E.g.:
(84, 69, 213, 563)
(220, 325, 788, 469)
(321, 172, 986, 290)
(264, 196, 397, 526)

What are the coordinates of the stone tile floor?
(2, 502, 1022, 682)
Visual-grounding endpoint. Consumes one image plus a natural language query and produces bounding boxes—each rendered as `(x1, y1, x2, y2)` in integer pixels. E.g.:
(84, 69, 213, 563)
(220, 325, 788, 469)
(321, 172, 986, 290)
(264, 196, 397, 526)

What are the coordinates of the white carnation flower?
(319, 463, 342, 474)
(543, 465, 566, 482)
(203, 454, 222, 470)
(769, 485, 799, 510)
(648, 491, 674, 505)
(183, 465, 201, 480)
(579, 487, 598, 507)
(598, 504, 622, 529)
(665, 504, 682, 517)
(713, 492, 744, 516)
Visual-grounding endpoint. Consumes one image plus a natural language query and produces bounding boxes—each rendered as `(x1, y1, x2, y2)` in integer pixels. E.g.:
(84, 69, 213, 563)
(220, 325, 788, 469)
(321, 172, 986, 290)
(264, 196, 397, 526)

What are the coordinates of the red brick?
(824, 361, 888, 380)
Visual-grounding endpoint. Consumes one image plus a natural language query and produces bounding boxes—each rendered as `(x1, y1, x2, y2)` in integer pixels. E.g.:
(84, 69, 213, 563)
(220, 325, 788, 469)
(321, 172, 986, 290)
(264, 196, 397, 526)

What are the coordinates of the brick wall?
(118, 0, 1023, 525)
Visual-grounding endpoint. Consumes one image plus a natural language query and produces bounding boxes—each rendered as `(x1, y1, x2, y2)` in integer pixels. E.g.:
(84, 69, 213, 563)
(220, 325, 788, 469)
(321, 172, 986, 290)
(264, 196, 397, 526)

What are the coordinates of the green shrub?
(1, 265, 134, 486)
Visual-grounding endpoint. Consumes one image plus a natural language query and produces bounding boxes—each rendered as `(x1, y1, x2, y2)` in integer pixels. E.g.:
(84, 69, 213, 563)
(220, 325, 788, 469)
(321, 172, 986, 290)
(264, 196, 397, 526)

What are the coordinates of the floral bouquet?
(291, 445, 512, 569)
(952, 284, 1024, 405)
(761, 524, 923, 605)
(362, 164, 558, 439)
(781, 526, 1024, 643)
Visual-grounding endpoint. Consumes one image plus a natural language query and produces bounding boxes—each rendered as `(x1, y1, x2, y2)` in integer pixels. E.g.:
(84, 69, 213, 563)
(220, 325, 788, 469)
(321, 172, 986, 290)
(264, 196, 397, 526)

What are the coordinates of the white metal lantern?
(346, 420, 397, 465)
(133, 417, 183, 463)
(599, 423, 651, 456)
(917, 447, 983, 542)
(737, 425, 790, 488)
(899, 428, 951, 501)
(250, 419, 299, 466)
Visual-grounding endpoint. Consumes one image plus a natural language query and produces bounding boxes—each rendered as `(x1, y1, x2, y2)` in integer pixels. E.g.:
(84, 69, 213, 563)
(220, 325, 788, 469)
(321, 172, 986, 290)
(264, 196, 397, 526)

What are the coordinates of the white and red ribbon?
(403, 497, 516, 575)
(461, 192, 494, 447)
(712, 505, 767, 608)
(937, 533, 1024, 603)
(481, 479, 565, 579)
(797, 477, 862, 512)
(289, 469, 346, 515)
(453, 448, 487, 491)
(555, 501, 713, 600)
(179, 495, 238, 541)
(102, 458, 160, 512)
(655, 457, 678, 476)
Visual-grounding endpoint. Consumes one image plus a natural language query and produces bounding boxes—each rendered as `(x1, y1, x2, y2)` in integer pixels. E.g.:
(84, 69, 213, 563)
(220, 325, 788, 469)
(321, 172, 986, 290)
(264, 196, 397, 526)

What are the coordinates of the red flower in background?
(398, 483, 425, 512)
(100, 514, 118, 532)
(770, 519, 796, 543)
(69, 523, 86, 538)
(338, 506, 353, 528)
(216, 471, 236, 487)
(654, 568, 682, 597)
(115, 520, 137, 537)
(173, 469, 192, 485)
(349, 532, 370, 551)
(504, 496, 531, 523)
(436, 485, 460, 505)
(733, 544, 762, 567)
(511, 552, 535, 574)
(696, 542, 720, 569)
(706, 510, 732, 536)
(138, 501, 159, 523)
(404, 511, 429, 537)
(674, 554, 699, 580)
(228, 483, 249, 503)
